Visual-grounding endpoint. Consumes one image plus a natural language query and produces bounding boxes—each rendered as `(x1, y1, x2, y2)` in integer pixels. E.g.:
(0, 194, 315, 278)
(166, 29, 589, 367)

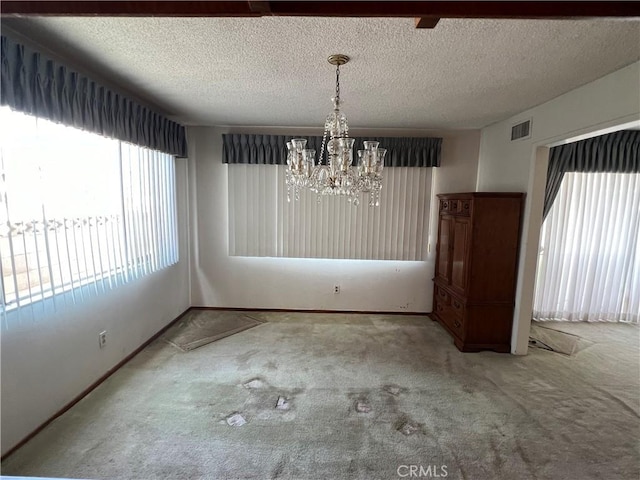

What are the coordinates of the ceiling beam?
(248, 2, 272, 15)
(1, 1, 638, 18)
(415, 17, 441, 29)
(0, 1, 261, 16)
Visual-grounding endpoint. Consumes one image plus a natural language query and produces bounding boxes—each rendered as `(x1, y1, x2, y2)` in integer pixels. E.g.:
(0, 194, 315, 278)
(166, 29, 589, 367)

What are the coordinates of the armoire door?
(451, 217, 471, 292)
(436, 216, 453, 283)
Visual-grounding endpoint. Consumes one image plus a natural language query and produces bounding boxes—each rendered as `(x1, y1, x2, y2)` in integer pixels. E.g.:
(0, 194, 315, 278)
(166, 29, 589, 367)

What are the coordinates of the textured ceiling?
(2, 16, 639, 129)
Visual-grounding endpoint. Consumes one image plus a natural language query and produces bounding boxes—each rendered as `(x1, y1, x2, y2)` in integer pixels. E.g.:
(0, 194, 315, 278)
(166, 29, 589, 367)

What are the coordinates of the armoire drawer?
(435, 285, 450, 305)
(450, 294, 465, 317)
(433, 298, 448, 317)
(442, 310, 465, 338)
(434, 296, 465, 339)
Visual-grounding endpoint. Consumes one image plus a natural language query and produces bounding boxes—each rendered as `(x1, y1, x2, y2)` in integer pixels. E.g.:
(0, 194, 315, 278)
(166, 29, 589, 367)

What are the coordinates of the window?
(0, 107, 178, 313)
(534, 172, 640, 323)
(227, 164, 432, 260)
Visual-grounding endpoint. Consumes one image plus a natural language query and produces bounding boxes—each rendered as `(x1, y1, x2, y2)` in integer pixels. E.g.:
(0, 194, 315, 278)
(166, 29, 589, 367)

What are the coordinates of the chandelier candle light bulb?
(285, 54, 385, 207)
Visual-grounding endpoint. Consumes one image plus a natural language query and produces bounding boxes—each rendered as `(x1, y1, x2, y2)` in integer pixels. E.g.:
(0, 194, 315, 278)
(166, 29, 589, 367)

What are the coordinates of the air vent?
(511, 119, 531, 141)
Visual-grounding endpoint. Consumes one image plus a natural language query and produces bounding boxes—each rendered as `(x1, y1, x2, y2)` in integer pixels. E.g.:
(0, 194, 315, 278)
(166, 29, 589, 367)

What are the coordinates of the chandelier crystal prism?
(286, 54, 385, 207)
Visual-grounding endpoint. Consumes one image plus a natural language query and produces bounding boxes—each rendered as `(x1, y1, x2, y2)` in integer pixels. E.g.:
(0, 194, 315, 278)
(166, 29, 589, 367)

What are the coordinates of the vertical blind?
(228, 164, 432, 260)
(0, 106, 178, 319)
(534, 172, 640, 323)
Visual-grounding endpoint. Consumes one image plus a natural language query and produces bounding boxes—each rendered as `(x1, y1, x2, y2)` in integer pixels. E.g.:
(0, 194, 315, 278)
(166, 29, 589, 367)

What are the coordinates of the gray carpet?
(2, 313, 638, 480)
(162, 309, 263, 351)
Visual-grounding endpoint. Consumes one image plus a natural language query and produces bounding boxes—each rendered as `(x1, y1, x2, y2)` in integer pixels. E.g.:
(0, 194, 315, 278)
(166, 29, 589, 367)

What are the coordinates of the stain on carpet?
(270, 455, 288, 479)
(275, 396, 290, 410)
(243, 377, 268, 389)
(225, 412, 247, 427)
(396, 418, 420, 436)
(355, 399, 372, 414)
(383, 384, 404, 396)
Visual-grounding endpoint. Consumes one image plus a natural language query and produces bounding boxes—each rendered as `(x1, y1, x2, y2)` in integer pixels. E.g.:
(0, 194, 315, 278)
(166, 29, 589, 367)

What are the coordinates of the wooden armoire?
(431, 193, 524, 353)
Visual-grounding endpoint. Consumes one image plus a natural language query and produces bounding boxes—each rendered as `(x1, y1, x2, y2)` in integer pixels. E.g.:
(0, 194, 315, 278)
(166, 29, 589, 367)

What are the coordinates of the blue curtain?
(543, 130, 640, 219)
(222, 134, 442, 167)
(1, 35, 187, 157)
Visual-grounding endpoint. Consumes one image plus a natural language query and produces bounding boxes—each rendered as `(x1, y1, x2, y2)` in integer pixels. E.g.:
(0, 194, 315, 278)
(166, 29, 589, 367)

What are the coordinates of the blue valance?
(543, 130, 640, 219)
(1, 35, 187, 157)
(222, 134, 441, 167)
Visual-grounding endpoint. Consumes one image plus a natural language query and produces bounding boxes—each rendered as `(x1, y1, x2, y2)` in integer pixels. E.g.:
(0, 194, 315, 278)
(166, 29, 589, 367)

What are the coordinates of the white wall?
(476, 61, 640, 354)
(0, 160, 191, 456)
(188, 126, 479, 313)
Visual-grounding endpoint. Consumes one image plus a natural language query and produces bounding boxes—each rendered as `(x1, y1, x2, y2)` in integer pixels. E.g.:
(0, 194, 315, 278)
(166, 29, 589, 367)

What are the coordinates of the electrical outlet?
(98, 330, 107, 349)
(334, 285, 340, 294)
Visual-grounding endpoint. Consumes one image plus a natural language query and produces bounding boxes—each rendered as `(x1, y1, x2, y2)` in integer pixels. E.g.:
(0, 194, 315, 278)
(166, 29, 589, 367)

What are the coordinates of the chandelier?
(285, 54, 386, 207)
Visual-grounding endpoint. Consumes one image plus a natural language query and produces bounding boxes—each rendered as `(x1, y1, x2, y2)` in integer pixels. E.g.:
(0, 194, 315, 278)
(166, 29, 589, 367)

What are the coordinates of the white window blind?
(228, 164, 432, 260)
(0, 107, 178, 317)
(534, 172, 640, 323)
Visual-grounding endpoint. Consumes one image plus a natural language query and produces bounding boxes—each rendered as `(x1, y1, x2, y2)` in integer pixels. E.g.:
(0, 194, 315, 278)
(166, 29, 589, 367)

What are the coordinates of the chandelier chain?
(319, 130, 327, 166)
(335, 65, 340, 103)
